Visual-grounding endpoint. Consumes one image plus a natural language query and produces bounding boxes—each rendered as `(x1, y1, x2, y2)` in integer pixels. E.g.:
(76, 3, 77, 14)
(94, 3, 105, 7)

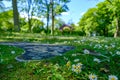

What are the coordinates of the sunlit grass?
(0, 32, 120, 80)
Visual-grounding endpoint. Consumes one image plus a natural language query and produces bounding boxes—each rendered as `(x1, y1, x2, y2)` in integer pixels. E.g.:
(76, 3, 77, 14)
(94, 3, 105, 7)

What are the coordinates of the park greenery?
(0, 33, 120, 80)
(0, 0, 120, 80)
(0, 0, 120, 37)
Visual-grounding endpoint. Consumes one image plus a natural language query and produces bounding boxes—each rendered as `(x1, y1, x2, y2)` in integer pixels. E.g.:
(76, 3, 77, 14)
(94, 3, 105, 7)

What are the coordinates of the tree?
(0, 0, 19, 31)
(106, 0, 120, 37)
(36, 0, 51, 34)
(50, 0, 54, 35)
(78, 0, 120, 37)
(0, 10, 13, 31)
(54, 18, 65, 29)
(19, 0, 38, 32)
(96, 1, 113, 36)
(45, 0, 50, 34)
(78, 8, 99, 36)
(12, 0, 20, 32)
(30, 0, 70, 35)
(50, 0, 71, 35)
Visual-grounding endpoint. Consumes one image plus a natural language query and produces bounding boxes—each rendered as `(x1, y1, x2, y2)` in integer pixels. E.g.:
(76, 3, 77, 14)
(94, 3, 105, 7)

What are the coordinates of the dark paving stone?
(0, 42, 75, 61)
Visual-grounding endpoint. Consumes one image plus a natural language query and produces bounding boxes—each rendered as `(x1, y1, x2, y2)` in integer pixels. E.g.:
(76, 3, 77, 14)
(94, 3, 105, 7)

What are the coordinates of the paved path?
(0, 42, 74, 61)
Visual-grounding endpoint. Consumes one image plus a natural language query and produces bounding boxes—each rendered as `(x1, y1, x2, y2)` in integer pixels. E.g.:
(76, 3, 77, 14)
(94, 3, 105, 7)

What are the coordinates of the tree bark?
(44, 0, 50, 34)
(28, 17, 31, 32)
(114, 17, 119, 37)
(12, 0, 20, 32)
(50, 0, 54, 36)
(27, 0, 32, 32)
(46, 5, 50, 34)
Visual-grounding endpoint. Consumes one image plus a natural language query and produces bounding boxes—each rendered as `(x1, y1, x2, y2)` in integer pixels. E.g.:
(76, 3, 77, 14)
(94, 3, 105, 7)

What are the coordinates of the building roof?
(59, 24, 73, 31)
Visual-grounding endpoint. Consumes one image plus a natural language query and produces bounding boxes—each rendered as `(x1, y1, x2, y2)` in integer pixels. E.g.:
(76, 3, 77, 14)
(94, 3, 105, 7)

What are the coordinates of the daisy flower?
(72, 63, 83, 74)
(11, 51, 15, 54)
(93, 58, 101, 63)
(89, 74, 97, 80)
(109, 75, 118, 80)
(83, 49, 90, 54)
(72, 54, 77, 57)
(116, 51, 120, 55)
(74, 59, 79, 62)
(0, 58, 3, 63)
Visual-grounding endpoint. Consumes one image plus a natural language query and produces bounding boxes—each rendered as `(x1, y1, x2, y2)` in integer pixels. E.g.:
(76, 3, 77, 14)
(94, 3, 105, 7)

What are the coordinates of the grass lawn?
(0, 32, 120, 80)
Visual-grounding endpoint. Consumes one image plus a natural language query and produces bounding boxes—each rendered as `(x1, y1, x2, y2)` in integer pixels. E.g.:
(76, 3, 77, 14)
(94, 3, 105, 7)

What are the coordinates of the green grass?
(0, 32, 120, 80)
(0, 45, 24, 64)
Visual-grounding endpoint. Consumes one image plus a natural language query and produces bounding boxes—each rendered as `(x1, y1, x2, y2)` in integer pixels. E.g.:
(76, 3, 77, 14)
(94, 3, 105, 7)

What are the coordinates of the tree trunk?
(12, 0, 20, 32)
(45, 0, 50, 34)
(28, 17, 31, 32)
(114, 17, 119, 37)
(27, 0, 32, 32)
(51, 0, 54, 36)
(46, 5, 50, 34)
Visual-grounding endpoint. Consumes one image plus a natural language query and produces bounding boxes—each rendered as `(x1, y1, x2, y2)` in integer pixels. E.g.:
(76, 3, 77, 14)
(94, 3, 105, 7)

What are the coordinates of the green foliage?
(20, 18, 44, 33)
(31, 19, 44, 33)
(78, 0, 120, 37)
(21, 23, 29, 32)
(78, 8, 98, 36)
(0, 10, 14, 31)
(54, 18, 65, 29)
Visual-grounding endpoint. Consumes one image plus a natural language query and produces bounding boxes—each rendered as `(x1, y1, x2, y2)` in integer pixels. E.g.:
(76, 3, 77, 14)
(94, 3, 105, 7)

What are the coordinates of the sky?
(3, 0, 104, 25)
(60, 0, 104, 25)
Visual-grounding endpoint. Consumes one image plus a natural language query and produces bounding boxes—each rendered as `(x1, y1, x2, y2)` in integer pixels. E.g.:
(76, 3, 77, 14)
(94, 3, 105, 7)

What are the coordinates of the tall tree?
(27, 0, 32, 32)
(34, 0, 70, 35)
(36, 0, 51, 34)
(50, 0, 54, 35)
(12, 0, 20, 31)
(50, 0, 71, 35)
(78, 8, 99, 36)
(96, 1, 113, 36)
(106, 0, 120, 37)
(78, 0, 120, 37)
(45, 0, 50, 34)
(19, 0, 38, 32)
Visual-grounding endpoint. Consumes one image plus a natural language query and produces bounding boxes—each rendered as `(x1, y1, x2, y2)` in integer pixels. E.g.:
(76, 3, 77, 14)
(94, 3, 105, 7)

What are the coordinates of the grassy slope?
(0, 45, 24, 79)
(0, 32, 120, 80)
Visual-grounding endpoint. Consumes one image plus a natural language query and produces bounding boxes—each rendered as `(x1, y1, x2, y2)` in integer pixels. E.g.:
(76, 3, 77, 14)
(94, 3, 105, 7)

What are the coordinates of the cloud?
(20, 12, 44, 21)
(80, 12, 85, 16)
(61, 12, 70, 16)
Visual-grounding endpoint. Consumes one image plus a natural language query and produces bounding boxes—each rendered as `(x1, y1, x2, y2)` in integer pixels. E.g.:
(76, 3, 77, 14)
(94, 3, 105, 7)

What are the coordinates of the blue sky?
(61, 0, 104, 24)
(3, 0, 104, 25)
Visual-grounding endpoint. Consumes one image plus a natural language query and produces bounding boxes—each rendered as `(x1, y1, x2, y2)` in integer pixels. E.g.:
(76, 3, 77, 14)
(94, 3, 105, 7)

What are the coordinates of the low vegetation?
(0, 33, 120, 80)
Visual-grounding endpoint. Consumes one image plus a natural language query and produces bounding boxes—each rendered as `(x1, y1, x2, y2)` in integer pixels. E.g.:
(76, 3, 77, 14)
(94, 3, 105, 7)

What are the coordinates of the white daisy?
(109, 75, 118, 80)
(93, 58, 101, 63)
(116, 51, 120, 55)
(83, 49, 90, 54)
(11, 51, 15, 54)
(0, 58, 3, 63)
(72, 63, 83, 74)
(72, 54, 77, 57)
(74, 59, 79, 62)
(89, 74, 97, 80)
